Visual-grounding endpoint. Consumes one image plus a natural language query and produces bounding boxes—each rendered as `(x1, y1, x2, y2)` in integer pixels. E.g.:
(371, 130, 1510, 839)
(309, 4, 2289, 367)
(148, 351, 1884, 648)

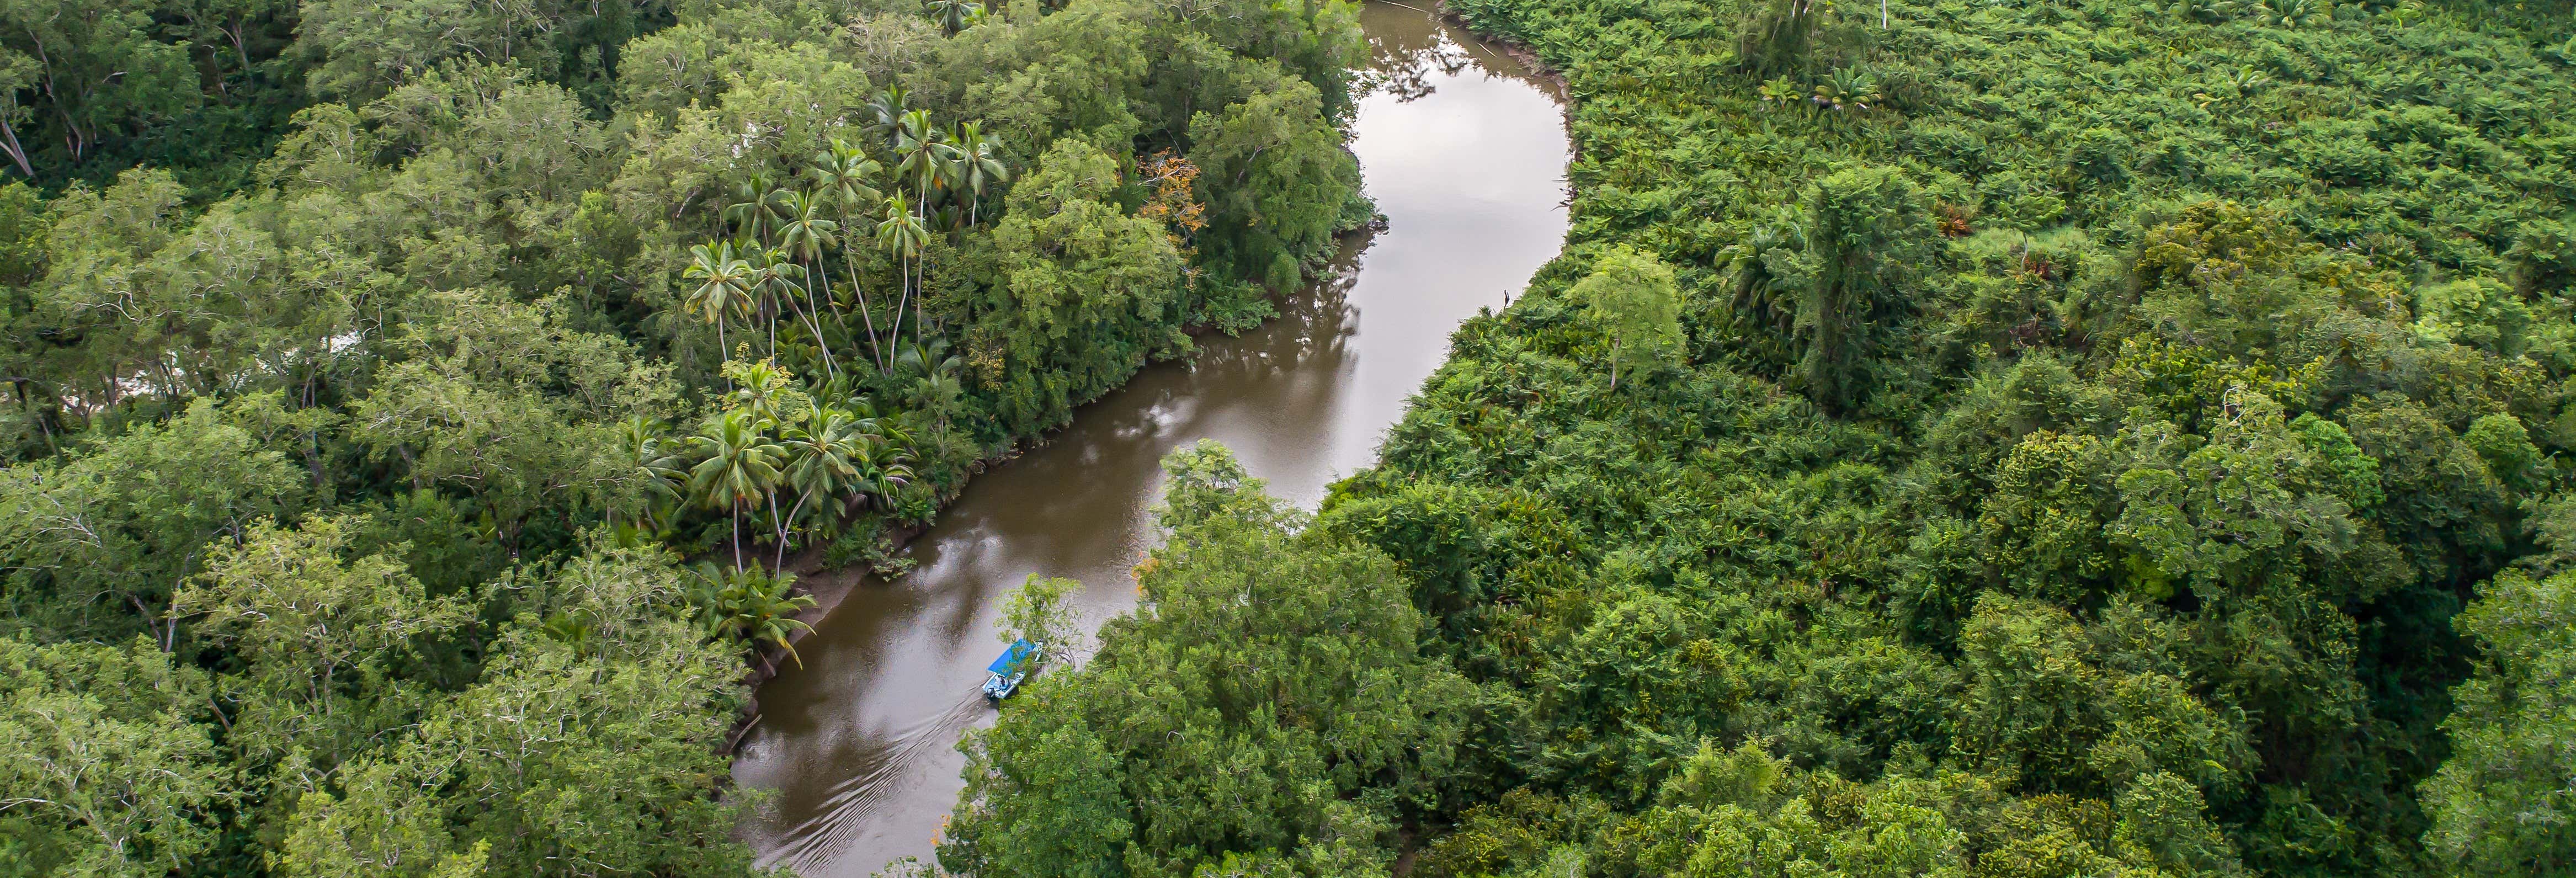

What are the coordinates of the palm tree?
(875, 194, 933, 349)
(725, 172, 790, 241)
(743, 244, 808, 359)
(776, 406, 867, 566)
(927, 0, 983, 34)
(911, 361, 967, 452)
(2176, 0, 2228, 23)
(683, 241, 758, 361)
(615, 416, 689, 533)
(873, 106, 956, 360)
(895, 338, 964, 409)
(689, 410, 786, 571)
(811, 139, 890, 370)
(736, 571, 817, 670)
(843, 395, 897, 448)
(811, 139, 885, 207)
(893, 110, 961, 219)
(953, 123, 1009, 227)
(854, 435, 917, 508)
(1716, 206, 1808, 342)
(865, 87, 909, 153)
(854, 400, 922, 502)
(912, 364, 966, 427)
(688, 563, 817, 671)
(887, 338, 968, 470)
(775, 189, 844, 379)
(726, 359, 796, 425)
(2254, 0, 2323, 27)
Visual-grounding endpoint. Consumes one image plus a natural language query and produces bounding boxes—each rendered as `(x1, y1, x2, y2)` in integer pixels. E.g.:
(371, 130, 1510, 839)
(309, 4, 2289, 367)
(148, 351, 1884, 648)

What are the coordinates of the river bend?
(730, 6, 1571, 874)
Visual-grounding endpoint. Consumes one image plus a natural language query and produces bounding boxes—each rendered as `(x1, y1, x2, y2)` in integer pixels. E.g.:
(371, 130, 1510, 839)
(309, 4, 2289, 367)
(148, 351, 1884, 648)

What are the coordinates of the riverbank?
(734, 5, 1560, 719)
(724, 247, 1375, 728)
(727, 4, 1577, 872)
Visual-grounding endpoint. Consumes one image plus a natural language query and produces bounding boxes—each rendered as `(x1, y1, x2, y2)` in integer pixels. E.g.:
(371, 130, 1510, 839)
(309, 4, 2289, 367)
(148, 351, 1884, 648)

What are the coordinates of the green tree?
(0, 397, 303, 641)
(172, 514, 472, 770)
(612, 416, 688, 533)
(687, 409, 785, 570)
(809, 137, 892, 370)
(0, 636, 232, 877)
(683, 240, 757, 361)
(1185, 70, 1358, 292)
(298, 0, 646, 100)
(999, 573, 1081, 655)
(774, 189, 844, 377)
(945, 443, 1472, 878)
(276, 613, 753, 876)
(2421, 567, 2576, 875)
(970, 137, 1186, 435)
(0, 0, 196, 171)
(351, 361, 618, 551)
(1572, 247, 1683, 390)
(1790, 166, 1931, 413)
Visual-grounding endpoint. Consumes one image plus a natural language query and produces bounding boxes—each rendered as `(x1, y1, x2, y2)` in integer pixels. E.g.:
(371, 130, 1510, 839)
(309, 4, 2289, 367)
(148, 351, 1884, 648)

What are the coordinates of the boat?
(981, 638, 1042, 701)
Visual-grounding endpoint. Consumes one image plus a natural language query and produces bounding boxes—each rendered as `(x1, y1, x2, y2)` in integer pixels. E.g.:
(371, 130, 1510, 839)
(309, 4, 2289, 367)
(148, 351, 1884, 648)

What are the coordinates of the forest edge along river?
(728, 5, 1573, 876)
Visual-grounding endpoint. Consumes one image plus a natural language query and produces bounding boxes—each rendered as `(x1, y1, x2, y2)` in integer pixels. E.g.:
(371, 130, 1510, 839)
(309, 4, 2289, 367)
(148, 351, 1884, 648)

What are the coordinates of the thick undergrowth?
(0, 0, 1371, 872)
(943, 1, 2576, 876)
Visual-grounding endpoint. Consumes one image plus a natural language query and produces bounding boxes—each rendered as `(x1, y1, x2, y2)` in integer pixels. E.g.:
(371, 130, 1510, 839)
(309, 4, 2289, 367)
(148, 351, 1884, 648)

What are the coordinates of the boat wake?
(763, 694, 989, 871)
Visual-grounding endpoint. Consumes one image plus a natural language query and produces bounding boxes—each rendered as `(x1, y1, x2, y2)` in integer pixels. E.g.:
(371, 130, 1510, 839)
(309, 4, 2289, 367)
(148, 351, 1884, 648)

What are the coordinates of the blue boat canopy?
(989, 638, 1037, 674)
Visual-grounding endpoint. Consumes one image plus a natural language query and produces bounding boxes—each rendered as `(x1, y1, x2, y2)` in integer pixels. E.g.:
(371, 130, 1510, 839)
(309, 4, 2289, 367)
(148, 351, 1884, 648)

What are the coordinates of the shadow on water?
(729, 4, 1569, 875)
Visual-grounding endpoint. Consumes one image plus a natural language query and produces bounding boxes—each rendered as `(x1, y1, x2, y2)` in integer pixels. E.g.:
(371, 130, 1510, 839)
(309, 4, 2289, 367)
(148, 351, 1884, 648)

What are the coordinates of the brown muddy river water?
(730, 4, 1571, 874)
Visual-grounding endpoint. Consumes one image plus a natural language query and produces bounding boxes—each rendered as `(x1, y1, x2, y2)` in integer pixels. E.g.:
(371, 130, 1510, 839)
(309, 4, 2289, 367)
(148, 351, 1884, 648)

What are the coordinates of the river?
(729, 5, 1571, 875)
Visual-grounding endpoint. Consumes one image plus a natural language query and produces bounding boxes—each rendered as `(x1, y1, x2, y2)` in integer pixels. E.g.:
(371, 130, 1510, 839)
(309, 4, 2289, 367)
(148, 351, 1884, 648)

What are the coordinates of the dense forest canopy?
(0, 0, 1371, 871)
(944, 1, 2576, 877)
(13, 0, 2576, 874)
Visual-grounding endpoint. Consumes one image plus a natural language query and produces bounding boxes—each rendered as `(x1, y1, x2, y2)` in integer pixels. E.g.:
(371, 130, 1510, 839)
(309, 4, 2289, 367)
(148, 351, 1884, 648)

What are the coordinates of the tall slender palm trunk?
(911, 187, 931, 348)
(793, 267, 840, 380)
(769, 492, 791, 570)
(844, 252, 889, 373)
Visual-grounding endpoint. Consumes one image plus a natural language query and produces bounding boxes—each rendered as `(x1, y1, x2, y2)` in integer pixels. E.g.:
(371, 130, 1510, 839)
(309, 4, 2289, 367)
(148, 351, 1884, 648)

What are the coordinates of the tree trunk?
(891, 259, 914, 357)
(0, 119, 32, 178)
(802, 263, 840, 380)
(778, 492, 813, 570)
(840, 240, 890, 373)
(769, 492, 792, 570)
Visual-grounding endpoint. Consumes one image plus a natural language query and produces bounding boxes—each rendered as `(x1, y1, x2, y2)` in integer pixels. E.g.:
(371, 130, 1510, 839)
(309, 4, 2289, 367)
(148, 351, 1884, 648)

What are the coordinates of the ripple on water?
(769, 694, 988, 870)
